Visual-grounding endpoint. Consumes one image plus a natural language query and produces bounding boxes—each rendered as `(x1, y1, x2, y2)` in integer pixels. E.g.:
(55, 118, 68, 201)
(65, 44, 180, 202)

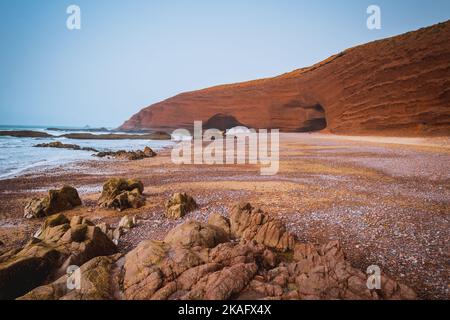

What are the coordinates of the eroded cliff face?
(120, 21, 450, 136)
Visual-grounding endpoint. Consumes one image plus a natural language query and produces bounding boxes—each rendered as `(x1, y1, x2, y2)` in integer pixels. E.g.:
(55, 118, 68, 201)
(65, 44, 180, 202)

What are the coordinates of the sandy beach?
(0, 133, 449, 299)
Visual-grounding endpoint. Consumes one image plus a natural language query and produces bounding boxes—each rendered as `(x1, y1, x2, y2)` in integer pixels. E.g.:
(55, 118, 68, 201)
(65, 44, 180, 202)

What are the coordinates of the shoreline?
(0, 133, 449, 299)
(0, 142, 175, 181)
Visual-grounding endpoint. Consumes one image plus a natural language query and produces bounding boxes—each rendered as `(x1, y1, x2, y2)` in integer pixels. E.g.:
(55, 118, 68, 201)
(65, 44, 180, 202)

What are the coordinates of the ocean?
(0, 126, 174, 180)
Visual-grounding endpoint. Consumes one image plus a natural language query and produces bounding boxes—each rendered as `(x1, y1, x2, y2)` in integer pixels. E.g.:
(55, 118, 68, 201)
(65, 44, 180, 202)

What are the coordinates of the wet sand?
(0, 133, 448, 299)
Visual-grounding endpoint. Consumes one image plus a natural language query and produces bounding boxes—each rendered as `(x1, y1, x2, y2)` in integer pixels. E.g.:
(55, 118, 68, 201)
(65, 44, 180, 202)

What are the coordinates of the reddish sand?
(120, 21, 450, 137)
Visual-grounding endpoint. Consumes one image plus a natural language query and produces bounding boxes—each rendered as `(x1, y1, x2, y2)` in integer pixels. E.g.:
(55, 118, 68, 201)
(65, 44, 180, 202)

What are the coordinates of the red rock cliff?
(120, 21, 450, 136)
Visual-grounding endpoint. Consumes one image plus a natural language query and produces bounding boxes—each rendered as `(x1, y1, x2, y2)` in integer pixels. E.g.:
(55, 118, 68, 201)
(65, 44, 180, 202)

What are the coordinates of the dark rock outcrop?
(95, 147, 156, 161)
(0, 214, 116, 300)
(18, 255, 121, 300)
(62, 132, 171, 140)
(18, 204, 416, 300)
(34, 141, 98, 152)
(230, 202, 295, 252)
(24, 186, 82, 219)
(0, 131, 170, 140)
(143, 146, 157, 157)
(0, 130, 53, 138)
(98, 178, 145, 211)
(47, 127, 109, 132)
(165, 193, 198, 219)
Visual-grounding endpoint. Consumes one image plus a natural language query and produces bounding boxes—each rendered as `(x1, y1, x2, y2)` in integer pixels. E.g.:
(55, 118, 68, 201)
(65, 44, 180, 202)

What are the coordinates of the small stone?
(143, 147, 156, 157)
(107, 229, 114, 241)
(119, 215, 136, 229)
(113, 227, 124, 241)
(97, 222, 110, 234)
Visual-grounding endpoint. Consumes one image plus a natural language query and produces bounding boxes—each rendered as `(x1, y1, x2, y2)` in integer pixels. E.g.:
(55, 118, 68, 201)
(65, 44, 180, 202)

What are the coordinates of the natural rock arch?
(296, 103, 327, 132)
(204, 113, 246, 131)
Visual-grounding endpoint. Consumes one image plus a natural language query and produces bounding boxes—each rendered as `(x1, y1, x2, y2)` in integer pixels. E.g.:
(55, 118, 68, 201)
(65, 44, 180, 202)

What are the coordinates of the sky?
(0, 0, 449, 128)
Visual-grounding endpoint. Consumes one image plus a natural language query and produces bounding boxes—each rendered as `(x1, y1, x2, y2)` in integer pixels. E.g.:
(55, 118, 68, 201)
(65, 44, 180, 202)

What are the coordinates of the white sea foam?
(0, 126, 174, 180)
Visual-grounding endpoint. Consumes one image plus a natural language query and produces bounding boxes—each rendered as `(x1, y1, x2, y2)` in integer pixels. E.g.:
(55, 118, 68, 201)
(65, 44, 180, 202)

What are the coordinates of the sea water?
(0, 126, 174, 180)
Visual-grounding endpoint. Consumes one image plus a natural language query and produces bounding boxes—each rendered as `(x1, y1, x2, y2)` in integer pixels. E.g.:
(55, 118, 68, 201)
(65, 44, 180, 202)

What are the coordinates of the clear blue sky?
(0, 0, 449, 127)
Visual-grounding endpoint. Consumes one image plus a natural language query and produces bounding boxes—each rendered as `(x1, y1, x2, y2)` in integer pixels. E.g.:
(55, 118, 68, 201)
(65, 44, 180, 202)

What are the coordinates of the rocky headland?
(0, 131, 171, 140)
(120, 21, 450, 136)
(0, 130, 53, 138)
(34, 141, 99, 152)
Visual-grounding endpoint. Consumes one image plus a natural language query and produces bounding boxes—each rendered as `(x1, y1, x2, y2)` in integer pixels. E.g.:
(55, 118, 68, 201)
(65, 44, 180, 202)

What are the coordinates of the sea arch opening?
(296, 103, 327, 132)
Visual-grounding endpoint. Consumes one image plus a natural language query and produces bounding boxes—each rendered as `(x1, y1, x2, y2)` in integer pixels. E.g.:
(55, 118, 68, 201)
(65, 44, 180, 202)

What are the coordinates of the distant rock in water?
(95, 147, 157, 160)
(0, 130, 171, 140)
(24, 186, 82, 219)
(47, 127, 109, 132)
(62, 132, 171, 140)
(0, 130, 53, 138)
(34, 141, 98, 152)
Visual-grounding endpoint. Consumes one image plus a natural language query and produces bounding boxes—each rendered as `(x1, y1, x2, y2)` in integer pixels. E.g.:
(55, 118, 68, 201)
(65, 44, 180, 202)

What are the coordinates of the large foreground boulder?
(208, 213, 231, 236)
(98, 178, 145, 211)
(230, 202, 295, 252)
(164, 220, 228, 248)
(18, 205, 417, 300)
(24, 186, 82, 219)
(19, 255, 121, 300)
(0, 214, 116, 300)
(165, 193, 197, 219)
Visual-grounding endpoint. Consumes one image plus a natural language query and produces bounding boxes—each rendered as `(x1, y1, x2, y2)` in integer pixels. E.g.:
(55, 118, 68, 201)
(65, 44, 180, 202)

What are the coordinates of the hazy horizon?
(1, 0, 450, 128)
